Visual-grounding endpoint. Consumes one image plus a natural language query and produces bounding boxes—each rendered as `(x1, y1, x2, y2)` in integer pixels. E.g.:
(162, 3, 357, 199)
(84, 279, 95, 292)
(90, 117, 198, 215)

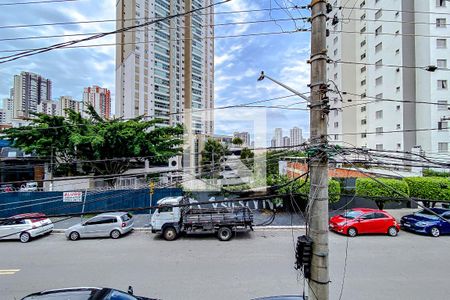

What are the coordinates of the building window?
(395, 49, 400, 55)
(438, 80, 448, 89)
(360, 13, 366, 21)
(437, 59, 447, 68)
(334, 49, 338, 56)
(438, 142, 449, 152)
(361, 40, 366, 47)
(396, 124, 401, 129)
(376, 127, 383, 135)
(361, 53, 366, 59)
(397, 143, 401, 149)
(375, 9, 382, 19)
(376, 110, 383, 119)
(375, 42, 383, 52)
(361, 133, 367, 138)
(361, 66, 366, 73)
(439, 121, 448, 130)
(333, 36, 338, 44)
(395, 11, 400, 17)
(360, 26, 366, 34)
(395, 30, 400, 36)
(375, 26, 382, 36)
(375, 59, 382, 68)
(437, 0, 446, 7)
(436, 18, 447, 28)
(361, 79, 366, 86)
(334, 109, 339, 116)
(375, 76, 383, 85)
(396, 86, 401, 92)
(334, 135, 339, 140)
(361, 92, 367, 98)
(361, 119, 367, 125)
(334, 122, 339, 128)
(361, 106, 366, 112)
(360, 1, 365, 8)
(437, 39, 447, 49)
(376, 144, 383, 150)
(438, 100, 448, 110)
(396, 105, 401, 111)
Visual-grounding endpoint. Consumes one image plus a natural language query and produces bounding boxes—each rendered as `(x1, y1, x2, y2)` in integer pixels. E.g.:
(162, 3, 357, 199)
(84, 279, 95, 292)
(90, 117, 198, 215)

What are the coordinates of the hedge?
(355, 178, 409, 209)
(404, 177, 450, 202)
(278, 176, 341, 203)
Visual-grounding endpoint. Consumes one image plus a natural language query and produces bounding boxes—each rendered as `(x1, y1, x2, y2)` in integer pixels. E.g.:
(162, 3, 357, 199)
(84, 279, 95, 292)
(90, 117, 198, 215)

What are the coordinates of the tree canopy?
(201, 138, 229, 178)
(2, 105, 183, 176)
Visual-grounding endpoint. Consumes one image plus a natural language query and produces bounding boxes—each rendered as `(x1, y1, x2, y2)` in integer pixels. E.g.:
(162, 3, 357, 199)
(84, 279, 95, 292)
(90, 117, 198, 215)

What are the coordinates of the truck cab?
(150, 196, 183, 240)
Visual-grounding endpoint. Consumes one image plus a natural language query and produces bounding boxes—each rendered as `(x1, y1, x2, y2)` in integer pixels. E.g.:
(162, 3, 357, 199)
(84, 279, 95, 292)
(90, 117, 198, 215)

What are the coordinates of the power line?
(334, 5, 450, 17)
(0, 0, 78, 6)
(0, 29, 310, 55)
(334, 60, 450, 72)
(0, 6, 307, 30)
(0, 17, 309, 42)
(0, 0, 232, 63)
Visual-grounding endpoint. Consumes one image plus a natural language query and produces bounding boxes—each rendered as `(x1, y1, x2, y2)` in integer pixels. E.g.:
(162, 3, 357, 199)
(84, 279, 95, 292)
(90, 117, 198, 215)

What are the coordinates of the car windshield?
(414, 210, 440, 220)
(340, 210, 363, 219)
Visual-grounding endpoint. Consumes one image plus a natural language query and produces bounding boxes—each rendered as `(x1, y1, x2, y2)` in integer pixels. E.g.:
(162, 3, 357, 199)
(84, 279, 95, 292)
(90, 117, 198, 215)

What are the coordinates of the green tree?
(232, 137, 243, 146)
(201, 138, 228, 178)
(2, 105, 183, 177)
(240, 147, 254, 170)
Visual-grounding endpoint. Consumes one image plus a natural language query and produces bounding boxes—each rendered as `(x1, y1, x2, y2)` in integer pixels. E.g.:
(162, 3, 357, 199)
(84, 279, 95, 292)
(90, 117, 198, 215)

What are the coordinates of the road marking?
(0, 269, 20, 275)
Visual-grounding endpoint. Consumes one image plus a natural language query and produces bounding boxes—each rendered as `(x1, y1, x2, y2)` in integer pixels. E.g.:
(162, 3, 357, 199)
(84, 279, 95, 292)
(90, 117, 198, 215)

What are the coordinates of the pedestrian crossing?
(0, 269, 20, 275)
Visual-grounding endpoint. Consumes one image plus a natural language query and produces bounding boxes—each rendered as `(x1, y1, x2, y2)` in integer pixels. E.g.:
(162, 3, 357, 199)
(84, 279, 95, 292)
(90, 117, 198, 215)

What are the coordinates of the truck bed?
(182, 207, 253, 226)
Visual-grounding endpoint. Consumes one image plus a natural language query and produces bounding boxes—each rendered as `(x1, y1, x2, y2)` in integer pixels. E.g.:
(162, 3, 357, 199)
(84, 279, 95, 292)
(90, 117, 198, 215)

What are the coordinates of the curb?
(52, 226, 306, 234)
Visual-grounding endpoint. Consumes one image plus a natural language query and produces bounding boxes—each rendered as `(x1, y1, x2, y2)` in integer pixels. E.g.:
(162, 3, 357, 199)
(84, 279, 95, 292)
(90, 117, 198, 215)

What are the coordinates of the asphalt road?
(1, 230, 449, 300)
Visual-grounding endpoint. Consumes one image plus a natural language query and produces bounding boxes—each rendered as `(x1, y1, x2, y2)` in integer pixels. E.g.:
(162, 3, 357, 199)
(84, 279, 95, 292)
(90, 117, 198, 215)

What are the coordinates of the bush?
(404, 177, 450, 207)
(355, 177, 409, 209)
(423, 169, 450, 178)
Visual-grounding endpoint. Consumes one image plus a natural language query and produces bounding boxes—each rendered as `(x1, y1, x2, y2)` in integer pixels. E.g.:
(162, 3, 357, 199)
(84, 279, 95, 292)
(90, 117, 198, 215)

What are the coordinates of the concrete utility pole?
(308, 0, 330, 299)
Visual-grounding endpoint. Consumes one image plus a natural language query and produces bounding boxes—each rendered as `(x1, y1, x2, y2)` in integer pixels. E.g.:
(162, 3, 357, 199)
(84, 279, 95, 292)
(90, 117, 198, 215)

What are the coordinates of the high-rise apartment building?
(233, 131, 251, 147)
(83, 85, 111, 119)
(0, 98, 13, 124)
(37, 100, 58, 116)
(274, 128, 283, 147)
(282, 136, 291, 148)
(328, 0, 450, 154)
(12, 72, 52, 119)
(115, 0, 214, 135)
(290, 126, 303, 147)
(59, 96, 82, 118)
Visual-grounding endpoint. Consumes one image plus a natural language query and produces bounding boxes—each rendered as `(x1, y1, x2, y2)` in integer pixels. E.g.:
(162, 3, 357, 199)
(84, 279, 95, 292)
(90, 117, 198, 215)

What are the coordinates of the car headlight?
(337, 221, 348, 226)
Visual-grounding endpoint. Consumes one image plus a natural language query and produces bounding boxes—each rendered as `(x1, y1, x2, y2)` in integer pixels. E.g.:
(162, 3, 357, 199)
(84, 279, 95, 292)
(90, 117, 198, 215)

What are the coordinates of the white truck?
(151, 196, 254, 241)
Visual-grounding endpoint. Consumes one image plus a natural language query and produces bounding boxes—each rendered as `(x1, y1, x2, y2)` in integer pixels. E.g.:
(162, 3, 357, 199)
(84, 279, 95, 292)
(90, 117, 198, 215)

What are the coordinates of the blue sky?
(0, 0, 311, 142)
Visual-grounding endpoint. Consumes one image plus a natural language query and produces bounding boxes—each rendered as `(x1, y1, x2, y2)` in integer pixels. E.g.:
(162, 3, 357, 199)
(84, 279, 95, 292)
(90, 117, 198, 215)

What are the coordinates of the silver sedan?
(65, 212, 134, 241)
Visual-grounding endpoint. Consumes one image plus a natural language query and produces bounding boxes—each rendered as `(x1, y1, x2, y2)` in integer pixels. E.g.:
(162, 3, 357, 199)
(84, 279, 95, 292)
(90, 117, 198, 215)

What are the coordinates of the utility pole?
(308, 0, 330, 299)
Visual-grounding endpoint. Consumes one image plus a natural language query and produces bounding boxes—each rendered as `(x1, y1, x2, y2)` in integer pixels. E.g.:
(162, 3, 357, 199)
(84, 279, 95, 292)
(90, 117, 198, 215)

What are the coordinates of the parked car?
(22, 286, 157, 300)
(65, 212, 134, 241)
(329, 208, 400, 237)
(0, 213, 54, 243)
(19, 182, 38, 192)
(0, 184, 14, 192)
(400, 208, 450, 237)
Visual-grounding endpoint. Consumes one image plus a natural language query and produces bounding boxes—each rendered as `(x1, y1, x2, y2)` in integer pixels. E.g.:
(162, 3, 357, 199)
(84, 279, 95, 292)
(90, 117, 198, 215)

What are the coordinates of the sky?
(0, 0, 312, 143)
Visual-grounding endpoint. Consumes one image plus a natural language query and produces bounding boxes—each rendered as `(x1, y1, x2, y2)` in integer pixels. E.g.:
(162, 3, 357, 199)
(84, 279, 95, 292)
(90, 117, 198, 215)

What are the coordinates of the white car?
(20, 182, 38, 192)
(0, 213, 54, 243)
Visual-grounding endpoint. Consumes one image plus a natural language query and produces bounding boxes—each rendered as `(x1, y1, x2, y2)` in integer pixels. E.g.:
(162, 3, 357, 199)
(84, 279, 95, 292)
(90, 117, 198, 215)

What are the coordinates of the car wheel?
(430, 227, 440, 237)
(387, 226, 398, 237)
(347, 227, 357, 237)
(163, 227, 177, 241)
(110, 229, 121, 239)
(69, 231, 80, 241)
(20, 232, 31, 243)
(217, 227, 233, 241)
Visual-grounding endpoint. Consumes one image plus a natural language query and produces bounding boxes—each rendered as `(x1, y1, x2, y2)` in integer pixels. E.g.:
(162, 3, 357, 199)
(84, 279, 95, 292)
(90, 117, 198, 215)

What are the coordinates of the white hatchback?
(0, 213, 54, 243)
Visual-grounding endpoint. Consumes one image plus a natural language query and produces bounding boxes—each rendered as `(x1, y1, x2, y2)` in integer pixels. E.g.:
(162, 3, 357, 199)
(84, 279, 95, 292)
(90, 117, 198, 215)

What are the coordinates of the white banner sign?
(63, 191, 83, 202)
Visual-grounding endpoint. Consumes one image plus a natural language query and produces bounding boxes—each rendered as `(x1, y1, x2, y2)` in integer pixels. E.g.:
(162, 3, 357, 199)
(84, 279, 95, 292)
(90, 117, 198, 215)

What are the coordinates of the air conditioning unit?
(168, 156, 182, 170)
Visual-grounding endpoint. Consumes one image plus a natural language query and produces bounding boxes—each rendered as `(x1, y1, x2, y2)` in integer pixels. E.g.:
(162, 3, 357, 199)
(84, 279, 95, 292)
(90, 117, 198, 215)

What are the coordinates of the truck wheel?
(217, 227, 233, 241)
(163, 227, 177, 241)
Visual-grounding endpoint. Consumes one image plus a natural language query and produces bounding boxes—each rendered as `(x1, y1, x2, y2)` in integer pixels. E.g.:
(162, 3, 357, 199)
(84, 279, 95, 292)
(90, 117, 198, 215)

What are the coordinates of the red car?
(329, 208, 400, 237)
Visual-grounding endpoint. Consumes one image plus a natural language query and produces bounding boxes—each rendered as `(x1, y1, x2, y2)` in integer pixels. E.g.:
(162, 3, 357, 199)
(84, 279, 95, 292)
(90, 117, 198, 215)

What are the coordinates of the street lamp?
(257, 71, 310, 102)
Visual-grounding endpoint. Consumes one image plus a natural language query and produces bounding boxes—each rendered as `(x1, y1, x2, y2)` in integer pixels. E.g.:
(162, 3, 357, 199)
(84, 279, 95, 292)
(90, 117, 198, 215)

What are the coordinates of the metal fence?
(0, 188, 182, 218)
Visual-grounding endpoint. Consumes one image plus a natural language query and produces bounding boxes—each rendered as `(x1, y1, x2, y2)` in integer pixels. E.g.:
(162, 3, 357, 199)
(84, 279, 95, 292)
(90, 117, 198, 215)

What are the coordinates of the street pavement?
(51, 209, 417, 229)
(1, 229, 449, 300)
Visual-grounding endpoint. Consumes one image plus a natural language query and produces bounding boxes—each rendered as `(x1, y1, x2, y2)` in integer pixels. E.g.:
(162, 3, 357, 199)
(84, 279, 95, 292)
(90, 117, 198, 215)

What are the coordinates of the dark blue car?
(401, 208, 450, 237)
